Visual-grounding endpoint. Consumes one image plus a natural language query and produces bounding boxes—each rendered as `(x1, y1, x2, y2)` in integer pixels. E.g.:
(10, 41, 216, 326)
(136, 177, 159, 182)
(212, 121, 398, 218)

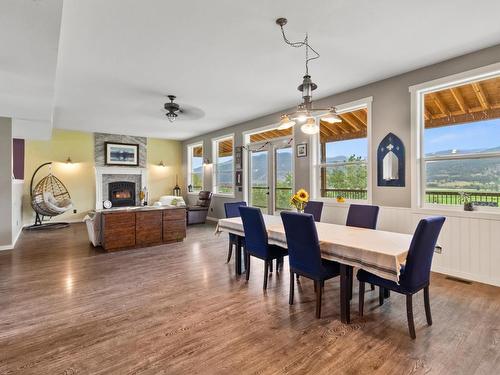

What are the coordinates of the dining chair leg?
(359, 281, 365, 317)
(379, 287, 384, 306)
(370, 284, 375, 291)
(269, 259, 273, 273)
(226, 240, 233, 263)
(348, 268, 353, 301)
(289, 271, 294, 305)
(406, 294, 416, 339)
(315, 280, 322, 318)
(245, 253, 251, 281)
(313, 280, 317, 293)
(424, 285, 432, 326)
(263, 260, 269, 290)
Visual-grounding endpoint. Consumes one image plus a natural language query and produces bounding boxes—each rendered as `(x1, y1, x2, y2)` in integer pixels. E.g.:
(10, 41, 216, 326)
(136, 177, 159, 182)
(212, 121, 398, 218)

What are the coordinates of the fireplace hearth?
(108, 181, 136, 207)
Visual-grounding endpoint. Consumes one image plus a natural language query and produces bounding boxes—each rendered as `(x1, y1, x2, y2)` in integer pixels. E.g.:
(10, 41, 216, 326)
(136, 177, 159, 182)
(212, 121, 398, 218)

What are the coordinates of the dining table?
(216, 213, 414, 324)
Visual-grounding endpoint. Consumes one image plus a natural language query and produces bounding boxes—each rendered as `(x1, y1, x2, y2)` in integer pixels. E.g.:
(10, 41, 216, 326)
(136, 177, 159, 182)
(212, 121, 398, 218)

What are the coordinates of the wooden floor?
(1, 224, 499, 374)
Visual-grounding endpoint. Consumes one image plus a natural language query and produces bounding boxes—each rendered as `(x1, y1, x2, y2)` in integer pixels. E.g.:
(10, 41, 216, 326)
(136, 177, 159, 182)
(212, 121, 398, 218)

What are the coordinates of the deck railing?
(252, 187, 500, 208)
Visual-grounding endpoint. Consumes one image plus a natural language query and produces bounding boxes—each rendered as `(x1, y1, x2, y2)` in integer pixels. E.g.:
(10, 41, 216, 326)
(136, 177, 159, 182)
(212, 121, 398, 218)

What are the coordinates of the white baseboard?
(0, 227, 23, 251)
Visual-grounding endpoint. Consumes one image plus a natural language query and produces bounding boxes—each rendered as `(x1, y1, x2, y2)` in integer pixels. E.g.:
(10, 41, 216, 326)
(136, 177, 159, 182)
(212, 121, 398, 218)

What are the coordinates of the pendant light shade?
(300, 118, 319, 135)
(277, 115, 296, 130)
(321, 110, 342, 124)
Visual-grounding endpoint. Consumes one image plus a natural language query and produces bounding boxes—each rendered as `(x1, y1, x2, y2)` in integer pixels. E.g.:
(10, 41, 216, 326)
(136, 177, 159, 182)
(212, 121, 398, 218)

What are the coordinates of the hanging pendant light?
(321, 109, 342, 124)
(275, 18, 340, 135)
(300, 118, 319, 135)
(277, 114, 296, 130)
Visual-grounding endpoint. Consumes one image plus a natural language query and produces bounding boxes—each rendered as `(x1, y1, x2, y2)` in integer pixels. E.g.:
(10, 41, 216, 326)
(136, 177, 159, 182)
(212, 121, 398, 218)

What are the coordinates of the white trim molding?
(95, 166, 148, 209)
(409, 62, 500, 213)
(311, 96, 373, 204)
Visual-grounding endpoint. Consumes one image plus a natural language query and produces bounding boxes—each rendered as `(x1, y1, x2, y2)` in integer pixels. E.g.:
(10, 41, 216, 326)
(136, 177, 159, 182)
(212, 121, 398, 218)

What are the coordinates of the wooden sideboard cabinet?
(101, 207, 186, 251)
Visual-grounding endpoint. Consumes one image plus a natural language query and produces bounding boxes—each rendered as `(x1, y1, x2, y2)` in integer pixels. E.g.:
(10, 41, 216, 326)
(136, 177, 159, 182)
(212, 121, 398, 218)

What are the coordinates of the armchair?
(186, 191, 212, 225)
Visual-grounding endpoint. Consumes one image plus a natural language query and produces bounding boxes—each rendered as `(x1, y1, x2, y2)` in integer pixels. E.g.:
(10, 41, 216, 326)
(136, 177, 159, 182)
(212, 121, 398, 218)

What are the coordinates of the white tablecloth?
(216, 215, 413, 283)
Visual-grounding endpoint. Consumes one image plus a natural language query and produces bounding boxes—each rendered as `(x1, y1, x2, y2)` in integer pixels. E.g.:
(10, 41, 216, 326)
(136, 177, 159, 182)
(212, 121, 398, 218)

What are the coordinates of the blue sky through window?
(325, 138, 368, 160)
(424, 118, 500, 155)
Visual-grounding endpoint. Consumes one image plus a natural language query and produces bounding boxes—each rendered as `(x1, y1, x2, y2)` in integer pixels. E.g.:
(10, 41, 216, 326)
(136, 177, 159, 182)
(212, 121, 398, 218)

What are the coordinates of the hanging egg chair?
(26, 162, 74, 230)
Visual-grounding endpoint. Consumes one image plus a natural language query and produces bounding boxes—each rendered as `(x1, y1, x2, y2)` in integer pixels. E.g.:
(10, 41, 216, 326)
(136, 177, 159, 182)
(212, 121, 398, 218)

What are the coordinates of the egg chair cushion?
(42, 191, 73, 213)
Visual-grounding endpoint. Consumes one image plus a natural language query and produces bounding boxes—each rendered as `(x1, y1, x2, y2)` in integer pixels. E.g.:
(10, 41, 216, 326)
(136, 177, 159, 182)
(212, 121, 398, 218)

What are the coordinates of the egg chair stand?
(25, 162, 74, 231)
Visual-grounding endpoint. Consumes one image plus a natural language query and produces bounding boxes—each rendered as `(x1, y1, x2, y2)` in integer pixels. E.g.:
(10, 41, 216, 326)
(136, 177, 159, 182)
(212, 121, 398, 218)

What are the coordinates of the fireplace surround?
(109, 181, 136, 207)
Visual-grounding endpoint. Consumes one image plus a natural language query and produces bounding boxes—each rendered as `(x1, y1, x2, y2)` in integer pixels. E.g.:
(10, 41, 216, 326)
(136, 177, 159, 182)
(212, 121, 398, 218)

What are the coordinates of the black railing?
(425, 190, 500, 206)
(321, 189, 368, 200)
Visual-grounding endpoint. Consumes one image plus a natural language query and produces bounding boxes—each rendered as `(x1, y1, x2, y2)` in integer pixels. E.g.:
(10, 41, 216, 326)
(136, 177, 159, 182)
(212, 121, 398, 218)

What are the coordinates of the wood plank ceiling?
(220, 75, 499, 151)
(425, 76, 500, 128)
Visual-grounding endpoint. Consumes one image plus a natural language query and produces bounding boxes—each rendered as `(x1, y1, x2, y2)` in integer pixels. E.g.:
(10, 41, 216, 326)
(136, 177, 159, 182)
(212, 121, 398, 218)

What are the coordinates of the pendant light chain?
(278, 25, 320, 75)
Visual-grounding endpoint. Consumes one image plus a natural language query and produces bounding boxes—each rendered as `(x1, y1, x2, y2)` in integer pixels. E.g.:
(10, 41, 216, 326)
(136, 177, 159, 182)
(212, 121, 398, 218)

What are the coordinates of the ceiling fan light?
(166, 112, 177, 123)
(300, 118, 319, 135)
(278, 115, 296, 130)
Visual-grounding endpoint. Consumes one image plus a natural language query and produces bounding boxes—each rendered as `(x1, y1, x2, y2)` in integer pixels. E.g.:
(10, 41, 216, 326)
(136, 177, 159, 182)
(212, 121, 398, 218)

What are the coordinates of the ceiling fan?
(163, 95, 205, 123)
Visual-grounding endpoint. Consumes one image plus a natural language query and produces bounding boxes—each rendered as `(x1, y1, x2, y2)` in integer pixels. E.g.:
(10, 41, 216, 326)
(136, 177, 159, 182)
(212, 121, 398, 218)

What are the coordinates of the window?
(213, 135, 234, 195)
(316, 101, 370, 201)
(187, 142, 203, 193)
(418, 74, 500, 208)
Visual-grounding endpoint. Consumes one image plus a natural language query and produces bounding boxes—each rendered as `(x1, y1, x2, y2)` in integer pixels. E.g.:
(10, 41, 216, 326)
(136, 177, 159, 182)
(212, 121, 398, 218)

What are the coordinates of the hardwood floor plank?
(0, 223, 499, 374)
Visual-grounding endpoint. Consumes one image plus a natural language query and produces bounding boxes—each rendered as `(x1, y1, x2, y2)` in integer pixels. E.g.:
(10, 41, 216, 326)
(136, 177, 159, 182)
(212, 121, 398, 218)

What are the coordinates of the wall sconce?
(65, 156, 73, 164)
(203, 158, 211, 165)
(158, 160, 166, 167)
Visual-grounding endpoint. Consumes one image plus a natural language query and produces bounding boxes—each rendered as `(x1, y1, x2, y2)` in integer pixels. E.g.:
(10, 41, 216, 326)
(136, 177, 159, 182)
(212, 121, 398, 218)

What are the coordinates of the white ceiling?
(3, 0, 500, 140)
(0, 0, 63, 139)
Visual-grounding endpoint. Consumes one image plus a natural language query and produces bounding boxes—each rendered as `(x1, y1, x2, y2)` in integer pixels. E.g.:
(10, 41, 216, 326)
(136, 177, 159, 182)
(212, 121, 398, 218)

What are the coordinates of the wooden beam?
(350, 110, 367, 127)
(425, 107, 500, 128)
(471, 82, 490, 110)
(450, 87, 467, 113)
(429, 92, 449, 115)
(342, 113, 363, 131)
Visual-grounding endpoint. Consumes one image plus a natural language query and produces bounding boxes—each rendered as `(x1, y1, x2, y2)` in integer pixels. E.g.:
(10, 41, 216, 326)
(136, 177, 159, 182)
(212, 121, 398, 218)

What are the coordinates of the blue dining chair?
(304, 200, 324, 222)
(224, 201, 247, 263)
(357, 216, 445, 339)
(239, 206, 288, 290)
(346, 204, 380, 229)
(281, 211, 340, 318)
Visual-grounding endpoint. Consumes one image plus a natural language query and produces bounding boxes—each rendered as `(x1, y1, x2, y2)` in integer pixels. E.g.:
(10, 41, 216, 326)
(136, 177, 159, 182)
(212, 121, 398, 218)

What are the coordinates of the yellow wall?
(147, 138, 184, 202)
(24, 129, 95, 225)
(23, 130, 183, 225)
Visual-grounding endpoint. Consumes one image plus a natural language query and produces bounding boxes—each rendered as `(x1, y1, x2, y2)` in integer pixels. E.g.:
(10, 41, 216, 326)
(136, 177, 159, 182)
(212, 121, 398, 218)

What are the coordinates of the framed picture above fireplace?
(105, 142, 139, 166)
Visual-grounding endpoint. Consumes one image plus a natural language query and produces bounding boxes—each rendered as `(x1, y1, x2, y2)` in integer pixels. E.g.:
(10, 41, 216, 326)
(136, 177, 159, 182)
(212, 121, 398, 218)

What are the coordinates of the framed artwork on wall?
(296, 143, 308, 158)
(377, 133, 405, 187)
(235, 146, 243, 170)
(105, 142, 139, 166)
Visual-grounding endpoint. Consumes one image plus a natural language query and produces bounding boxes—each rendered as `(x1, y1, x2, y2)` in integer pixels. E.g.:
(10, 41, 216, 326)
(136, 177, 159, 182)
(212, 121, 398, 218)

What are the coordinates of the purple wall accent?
(13, 138, 25, 180)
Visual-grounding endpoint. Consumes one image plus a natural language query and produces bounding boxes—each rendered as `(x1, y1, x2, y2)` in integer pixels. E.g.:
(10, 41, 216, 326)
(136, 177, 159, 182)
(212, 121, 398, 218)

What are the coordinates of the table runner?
(216, 215, 412, 283)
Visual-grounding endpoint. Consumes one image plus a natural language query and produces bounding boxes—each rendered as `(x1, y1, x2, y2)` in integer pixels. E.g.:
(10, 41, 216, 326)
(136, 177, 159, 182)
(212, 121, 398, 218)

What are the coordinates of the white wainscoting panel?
(322, 203, 500, 287)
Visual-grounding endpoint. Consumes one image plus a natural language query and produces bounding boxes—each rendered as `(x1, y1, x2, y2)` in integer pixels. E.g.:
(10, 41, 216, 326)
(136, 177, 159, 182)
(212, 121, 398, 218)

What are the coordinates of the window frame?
(212, 134, 235, 197)
(311, 97, 373, 205)
(410, 62, 500, 213)
(187, 141, 204, 195)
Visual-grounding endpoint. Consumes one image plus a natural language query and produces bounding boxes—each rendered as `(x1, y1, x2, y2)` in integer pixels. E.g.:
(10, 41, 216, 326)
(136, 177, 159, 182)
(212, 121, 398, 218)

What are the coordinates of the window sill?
(414, 205, 500, 221)
(213, 193, 236, 199)
(315, 198, 370, 207)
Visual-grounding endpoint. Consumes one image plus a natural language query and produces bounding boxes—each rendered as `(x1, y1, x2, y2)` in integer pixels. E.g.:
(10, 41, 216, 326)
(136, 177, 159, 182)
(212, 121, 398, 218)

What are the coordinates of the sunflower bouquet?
(290, 189, 309, 213)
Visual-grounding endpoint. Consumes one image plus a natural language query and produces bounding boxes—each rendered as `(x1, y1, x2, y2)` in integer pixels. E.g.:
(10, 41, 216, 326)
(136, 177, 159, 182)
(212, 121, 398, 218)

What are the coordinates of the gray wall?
(183, 44, 500, 218)
(0, 117, 13, 247)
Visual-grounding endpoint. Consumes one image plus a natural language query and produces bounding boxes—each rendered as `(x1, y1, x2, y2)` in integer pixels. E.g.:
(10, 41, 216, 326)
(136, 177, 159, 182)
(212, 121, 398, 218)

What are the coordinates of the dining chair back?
(346, 204, 379, 229)
(224, 201, 247, 218)
(304, 201, 324, 222)
(238, 206, 269, 259)
(223, 201, 247, 264)
(280, 211, 323, 277)
(400, 216, 446, 291)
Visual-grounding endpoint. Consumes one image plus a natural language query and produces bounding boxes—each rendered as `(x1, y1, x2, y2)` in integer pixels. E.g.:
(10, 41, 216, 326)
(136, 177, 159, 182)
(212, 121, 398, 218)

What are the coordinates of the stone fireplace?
(95, 166, 147, 209)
